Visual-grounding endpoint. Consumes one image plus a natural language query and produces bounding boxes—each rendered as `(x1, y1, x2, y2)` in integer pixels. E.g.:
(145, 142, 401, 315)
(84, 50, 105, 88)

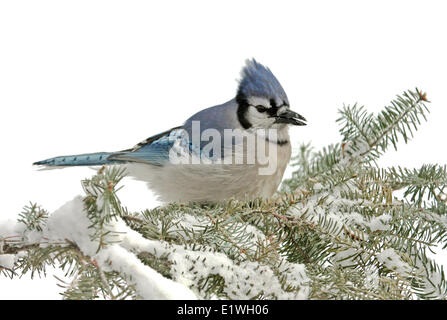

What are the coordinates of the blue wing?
(108, 126, 188, 166)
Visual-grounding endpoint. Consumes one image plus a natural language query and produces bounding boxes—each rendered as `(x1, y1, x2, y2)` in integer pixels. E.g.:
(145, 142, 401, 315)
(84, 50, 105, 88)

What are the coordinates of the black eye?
(255, 105, 268, 113)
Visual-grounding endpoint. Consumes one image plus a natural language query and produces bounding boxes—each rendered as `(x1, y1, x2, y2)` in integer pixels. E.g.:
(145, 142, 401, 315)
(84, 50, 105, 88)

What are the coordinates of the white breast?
(126, 129, 292, 203)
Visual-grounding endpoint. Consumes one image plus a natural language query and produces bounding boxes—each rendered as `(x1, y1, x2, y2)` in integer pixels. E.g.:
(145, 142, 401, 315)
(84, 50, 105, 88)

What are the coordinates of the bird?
(34, 59, 307, 203)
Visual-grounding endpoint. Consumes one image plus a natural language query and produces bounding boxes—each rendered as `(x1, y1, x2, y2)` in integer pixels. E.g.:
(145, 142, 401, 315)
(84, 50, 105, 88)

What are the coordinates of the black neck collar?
(265, 137, 289, 146)
(236, 91, 252, 129)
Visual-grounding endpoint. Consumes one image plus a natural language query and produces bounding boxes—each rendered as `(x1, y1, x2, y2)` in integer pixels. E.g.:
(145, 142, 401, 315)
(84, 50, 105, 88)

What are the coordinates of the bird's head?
(236, 59, 306, 130)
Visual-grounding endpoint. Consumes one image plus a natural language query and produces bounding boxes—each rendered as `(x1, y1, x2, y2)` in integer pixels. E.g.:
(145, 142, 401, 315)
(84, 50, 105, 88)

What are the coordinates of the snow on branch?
(1, 196, 196, 299)
(2, 88, 447, 300)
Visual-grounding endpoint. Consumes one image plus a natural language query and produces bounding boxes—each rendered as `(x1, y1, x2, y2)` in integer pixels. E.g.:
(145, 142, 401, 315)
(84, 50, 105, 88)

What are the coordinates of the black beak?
(275, 109, 307, 126)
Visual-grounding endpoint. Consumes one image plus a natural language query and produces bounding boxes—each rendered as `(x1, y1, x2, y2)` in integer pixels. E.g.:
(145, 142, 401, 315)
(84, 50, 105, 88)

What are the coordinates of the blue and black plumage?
(33, 127, 184, 167)
(34, 59, 307, 203)
(33, 151, 122, 167)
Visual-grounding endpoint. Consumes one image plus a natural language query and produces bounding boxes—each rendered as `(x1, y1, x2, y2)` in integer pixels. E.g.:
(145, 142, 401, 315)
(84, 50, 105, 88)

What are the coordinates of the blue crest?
(237, 59, 289, 106)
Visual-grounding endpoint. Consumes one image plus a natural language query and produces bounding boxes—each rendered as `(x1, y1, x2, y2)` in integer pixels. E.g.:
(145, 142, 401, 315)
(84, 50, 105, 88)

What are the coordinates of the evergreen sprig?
(1, 88, 446, 300)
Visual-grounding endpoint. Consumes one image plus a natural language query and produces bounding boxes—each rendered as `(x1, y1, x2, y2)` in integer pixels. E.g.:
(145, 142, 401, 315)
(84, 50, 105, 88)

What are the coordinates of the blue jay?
(34, 59, 306, 203)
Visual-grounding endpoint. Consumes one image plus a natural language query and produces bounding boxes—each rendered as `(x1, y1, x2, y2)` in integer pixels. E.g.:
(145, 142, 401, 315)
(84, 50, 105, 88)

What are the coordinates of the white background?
(1, 0, 446, 299)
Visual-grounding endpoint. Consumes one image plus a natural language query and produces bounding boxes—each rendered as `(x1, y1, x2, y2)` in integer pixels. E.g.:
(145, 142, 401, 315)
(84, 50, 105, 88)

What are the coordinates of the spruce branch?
(1, 88, 446, 300)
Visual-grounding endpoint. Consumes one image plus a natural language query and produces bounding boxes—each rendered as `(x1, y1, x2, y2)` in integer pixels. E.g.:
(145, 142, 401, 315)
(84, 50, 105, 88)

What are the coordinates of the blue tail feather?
(33, 126, 184, 168)
(33, 152, 125, 167)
